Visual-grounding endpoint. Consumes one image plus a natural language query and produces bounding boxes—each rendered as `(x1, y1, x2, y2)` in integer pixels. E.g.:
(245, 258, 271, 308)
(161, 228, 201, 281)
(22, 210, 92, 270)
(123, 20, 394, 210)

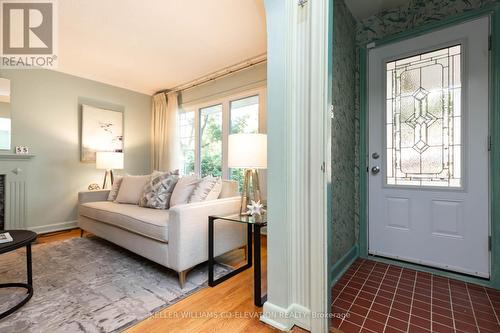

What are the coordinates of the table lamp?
(96, 152, 124, 189)
(228, 133, 267, 215)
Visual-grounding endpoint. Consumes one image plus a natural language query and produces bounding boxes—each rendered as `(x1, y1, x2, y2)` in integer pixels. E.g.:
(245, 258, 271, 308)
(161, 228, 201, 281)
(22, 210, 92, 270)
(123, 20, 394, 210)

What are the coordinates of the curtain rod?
(154, 53, 267, 95)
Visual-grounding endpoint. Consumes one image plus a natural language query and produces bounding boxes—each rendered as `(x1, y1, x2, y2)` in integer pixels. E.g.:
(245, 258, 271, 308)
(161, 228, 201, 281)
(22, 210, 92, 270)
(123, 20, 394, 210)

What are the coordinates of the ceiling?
(345, 0, 409, 20)
(57, 0, 267, 95)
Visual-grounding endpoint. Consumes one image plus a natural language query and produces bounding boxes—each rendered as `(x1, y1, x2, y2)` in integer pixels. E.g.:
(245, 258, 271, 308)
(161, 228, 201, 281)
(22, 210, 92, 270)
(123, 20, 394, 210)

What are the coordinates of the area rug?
(0, 236, 233, 333)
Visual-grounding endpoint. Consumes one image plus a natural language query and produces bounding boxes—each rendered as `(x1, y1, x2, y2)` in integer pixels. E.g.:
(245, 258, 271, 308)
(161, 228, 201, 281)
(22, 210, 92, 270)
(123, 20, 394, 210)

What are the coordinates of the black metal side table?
(0, 230, 37, 319)
(208, 214, 267, 307)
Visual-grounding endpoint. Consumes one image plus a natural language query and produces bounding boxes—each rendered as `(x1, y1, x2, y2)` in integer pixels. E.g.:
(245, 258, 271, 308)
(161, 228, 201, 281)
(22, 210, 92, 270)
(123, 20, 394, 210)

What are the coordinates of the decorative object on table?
(96, 151, 124, 189)
(0, 232, 13, 243)
(14, 146, 29, 154)
(246, 200, 266, 216)
(81, 104, 123, 162)
(87, 183, 101, 191)
(228, 133, 267, 215)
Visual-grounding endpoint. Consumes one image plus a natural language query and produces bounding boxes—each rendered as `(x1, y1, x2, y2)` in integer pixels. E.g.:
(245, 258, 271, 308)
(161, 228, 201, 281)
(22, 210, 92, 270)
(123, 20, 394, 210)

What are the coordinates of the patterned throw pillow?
(139, 171, 179, 209)
(188, 176, 222, 203)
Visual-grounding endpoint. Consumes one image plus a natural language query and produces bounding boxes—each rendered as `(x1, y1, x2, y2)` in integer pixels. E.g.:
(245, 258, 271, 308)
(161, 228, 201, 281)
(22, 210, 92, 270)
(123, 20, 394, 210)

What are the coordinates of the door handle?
(371, 166, 380, 175)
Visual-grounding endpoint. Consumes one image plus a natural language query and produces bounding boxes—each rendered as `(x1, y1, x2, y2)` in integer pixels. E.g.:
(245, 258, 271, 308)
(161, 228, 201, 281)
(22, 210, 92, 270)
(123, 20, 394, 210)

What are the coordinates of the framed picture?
(81, 104, 123, 162)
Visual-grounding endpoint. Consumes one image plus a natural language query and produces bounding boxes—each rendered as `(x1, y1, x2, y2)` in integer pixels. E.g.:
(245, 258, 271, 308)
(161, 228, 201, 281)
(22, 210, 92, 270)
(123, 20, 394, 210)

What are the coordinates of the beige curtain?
(151, 91, 180, 171)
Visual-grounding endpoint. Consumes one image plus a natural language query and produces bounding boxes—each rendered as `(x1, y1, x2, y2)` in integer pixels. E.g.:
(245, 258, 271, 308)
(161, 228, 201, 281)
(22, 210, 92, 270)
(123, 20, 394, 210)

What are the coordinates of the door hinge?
(489, 235, 492, 251)
(321, 161, 326, 173)
(489, 35, 492, 51)
(330, 104, 334, 119)
(488, 135, 492, 151)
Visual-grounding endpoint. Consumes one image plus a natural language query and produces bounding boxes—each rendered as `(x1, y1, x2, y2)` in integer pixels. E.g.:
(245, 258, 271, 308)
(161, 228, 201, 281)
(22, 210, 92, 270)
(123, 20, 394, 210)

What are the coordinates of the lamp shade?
(96, 152, 124, 170)
(228, 133, 267, 169)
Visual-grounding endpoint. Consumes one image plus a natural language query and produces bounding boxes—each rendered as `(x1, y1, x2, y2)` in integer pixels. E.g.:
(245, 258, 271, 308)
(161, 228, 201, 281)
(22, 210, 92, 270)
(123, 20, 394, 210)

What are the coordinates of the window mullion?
(222, 100, 230, 179)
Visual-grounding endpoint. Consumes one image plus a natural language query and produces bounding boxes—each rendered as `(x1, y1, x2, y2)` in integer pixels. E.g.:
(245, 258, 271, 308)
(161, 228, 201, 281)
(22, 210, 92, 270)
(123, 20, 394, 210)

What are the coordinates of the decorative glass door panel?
(386, 45, 462, 187)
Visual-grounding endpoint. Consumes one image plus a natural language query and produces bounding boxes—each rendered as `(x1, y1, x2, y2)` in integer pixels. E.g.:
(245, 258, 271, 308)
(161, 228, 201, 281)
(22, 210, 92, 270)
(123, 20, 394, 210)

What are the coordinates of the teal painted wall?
(331, 0, 357, 264)
(0, 69, 151, 231)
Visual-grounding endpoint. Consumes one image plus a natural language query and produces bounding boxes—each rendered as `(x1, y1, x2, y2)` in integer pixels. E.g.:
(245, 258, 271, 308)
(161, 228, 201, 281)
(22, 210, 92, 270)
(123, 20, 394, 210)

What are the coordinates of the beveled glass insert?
(386, 45, 462, 187)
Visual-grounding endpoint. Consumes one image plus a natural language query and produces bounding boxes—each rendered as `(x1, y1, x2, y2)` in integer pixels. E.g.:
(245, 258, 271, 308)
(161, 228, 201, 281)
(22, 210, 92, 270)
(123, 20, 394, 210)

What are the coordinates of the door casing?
(359, 6, 500, 289)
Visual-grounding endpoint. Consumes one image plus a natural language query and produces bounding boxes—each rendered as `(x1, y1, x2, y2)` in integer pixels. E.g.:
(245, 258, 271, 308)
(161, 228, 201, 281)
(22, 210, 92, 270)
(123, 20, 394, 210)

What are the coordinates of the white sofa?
(77, 180, 246, 288)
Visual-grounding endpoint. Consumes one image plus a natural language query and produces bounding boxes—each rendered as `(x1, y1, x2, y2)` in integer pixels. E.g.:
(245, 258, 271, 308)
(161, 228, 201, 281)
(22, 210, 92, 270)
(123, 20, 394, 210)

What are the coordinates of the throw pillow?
(107, 176, 124, 201)
(114, 175, 150, 204)
(170, 174, 200, 207)
(188, 176, 222, 203)
(139, 171, 179, 209)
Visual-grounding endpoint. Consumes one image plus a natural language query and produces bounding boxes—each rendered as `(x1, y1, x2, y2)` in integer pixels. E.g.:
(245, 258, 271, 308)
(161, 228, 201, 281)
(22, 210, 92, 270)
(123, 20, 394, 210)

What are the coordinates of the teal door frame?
(359, 4, 500, 289)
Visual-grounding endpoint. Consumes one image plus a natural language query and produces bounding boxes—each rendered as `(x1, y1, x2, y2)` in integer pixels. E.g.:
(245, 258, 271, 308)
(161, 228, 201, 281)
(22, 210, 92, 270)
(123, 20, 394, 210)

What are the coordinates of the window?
(179, 89, 266, 190)
(0, 118, 11, 150)
(200, 104, 223, 177)
(386, 45, 462, 187)
(179, 111, 195, 175)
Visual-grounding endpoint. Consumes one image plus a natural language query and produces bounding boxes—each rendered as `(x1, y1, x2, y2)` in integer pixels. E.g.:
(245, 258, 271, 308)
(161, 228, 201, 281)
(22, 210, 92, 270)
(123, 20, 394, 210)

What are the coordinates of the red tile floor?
(331, 259, 500, 333)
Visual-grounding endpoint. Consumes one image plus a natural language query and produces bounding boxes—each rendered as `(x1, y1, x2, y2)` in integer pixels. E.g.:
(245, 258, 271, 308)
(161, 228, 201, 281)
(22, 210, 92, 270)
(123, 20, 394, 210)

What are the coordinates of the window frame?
(179, 86, 267, 180)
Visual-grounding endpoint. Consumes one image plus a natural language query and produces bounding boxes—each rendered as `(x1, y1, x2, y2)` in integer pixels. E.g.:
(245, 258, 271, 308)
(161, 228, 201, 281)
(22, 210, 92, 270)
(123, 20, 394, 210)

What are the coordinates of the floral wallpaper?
(331, 0, 357, 264)
(357, 0, 499, 46)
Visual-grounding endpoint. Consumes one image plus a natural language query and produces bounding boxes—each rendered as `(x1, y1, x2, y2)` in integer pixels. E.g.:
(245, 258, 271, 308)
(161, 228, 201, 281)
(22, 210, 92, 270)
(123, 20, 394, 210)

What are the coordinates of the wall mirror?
(0, 78, 11, 150)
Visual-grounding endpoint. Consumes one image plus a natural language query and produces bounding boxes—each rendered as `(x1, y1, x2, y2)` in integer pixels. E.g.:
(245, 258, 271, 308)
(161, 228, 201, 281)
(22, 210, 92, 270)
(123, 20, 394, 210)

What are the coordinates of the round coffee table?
(0, 230, 37, 319)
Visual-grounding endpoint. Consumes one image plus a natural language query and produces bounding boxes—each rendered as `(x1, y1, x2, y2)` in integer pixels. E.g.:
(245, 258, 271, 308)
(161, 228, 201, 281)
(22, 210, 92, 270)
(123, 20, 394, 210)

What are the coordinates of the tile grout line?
(447, 278, 458, 332)
(382, 266, 404, 333)
(341, 262, 378, 328)
(359, 263, 390, 331)
(333, 259, 365, 304)
(484, 288, 500, 325)
(430, 274, 434, 332)
(465, 283, 481, 332)
(405, 270, 418, 332)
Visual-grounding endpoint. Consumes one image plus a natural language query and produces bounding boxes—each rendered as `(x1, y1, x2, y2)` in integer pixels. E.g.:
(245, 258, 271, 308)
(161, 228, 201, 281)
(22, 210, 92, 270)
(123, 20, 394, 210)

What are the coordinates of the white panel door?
(368, 17, 490, 277)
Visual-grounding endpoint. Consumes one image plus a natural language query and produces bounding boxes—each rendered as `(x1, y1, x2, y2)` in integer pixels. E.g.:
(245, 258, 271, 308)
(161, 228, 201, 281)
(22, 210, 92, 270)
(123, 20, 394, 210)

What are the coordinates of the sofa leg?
(178, 270, 188, 289)
(80, 229, 84, 238)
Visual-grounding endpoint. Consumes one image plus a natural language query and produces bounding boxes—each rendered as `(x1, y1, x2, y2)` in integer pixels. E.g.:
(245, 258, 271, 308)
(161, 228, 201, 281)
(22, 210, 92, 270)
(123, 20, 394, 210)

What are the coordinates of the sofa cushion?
(139, 171, 179, 209)
(188, 176, 222, 203)
(115, 175, 150, 204)
(170, 174, 199, 207)
(107, 176, 124, 201)
(79, 201, 169, 243)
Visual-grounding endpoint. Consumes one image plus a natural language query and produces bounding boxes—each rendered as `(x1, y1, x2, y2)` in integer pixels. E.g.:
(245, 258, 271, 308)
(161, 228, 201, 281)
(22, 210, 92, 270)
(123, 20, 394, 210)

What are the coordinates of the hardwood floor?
(36, 229, 308, 333)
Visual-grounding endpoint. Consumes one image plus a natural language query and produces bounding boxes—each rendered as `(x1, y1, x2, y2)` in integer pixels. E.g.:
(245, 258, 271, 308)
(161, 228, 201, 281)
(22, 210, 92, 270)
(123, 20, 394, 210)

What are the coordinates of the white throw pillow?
(107, 176, 124, 201)
(114, 175, 150, 204)
(188, 176, 222, 203)
(170, 174, 199, 207)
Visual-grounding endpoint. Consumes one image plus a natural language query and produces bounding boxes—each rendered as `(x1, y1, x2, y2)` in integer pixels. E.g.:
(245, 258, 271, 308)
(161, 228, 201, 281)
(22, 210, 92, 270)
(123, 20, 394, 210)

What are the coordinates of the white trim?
(29, 220, 78, 234)
(261, 0, 330, 332)
(309, 0, 330, 332)
(261, 302, 311, 331)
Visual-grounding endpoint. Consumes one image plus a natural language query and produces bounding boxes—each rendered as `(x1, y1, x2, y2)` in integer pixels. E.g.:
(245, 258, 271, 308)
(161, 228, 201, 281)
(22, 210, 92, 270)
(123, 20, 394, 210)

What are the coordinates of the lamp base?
(240, 169, 262, 215)
(102, 169, 114, 189)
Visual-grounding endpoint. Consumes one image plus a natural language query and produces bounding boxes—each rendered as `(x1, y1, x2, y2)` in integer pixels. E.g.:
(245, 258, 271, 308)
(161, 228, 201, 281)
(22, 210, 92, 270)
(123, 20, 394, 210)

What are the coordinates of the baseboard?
(330, 245, 359, 289)
(260, 302, 311, 331)
(28, 220, 78, 234)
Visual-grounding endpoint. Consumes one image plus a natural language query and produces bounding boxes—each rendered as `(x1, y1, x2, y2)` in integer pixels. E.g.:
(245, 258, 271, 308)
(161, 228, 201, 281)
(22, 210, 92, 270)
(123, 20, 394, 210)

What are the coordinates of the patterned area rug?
(0, 236, 233, 333)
